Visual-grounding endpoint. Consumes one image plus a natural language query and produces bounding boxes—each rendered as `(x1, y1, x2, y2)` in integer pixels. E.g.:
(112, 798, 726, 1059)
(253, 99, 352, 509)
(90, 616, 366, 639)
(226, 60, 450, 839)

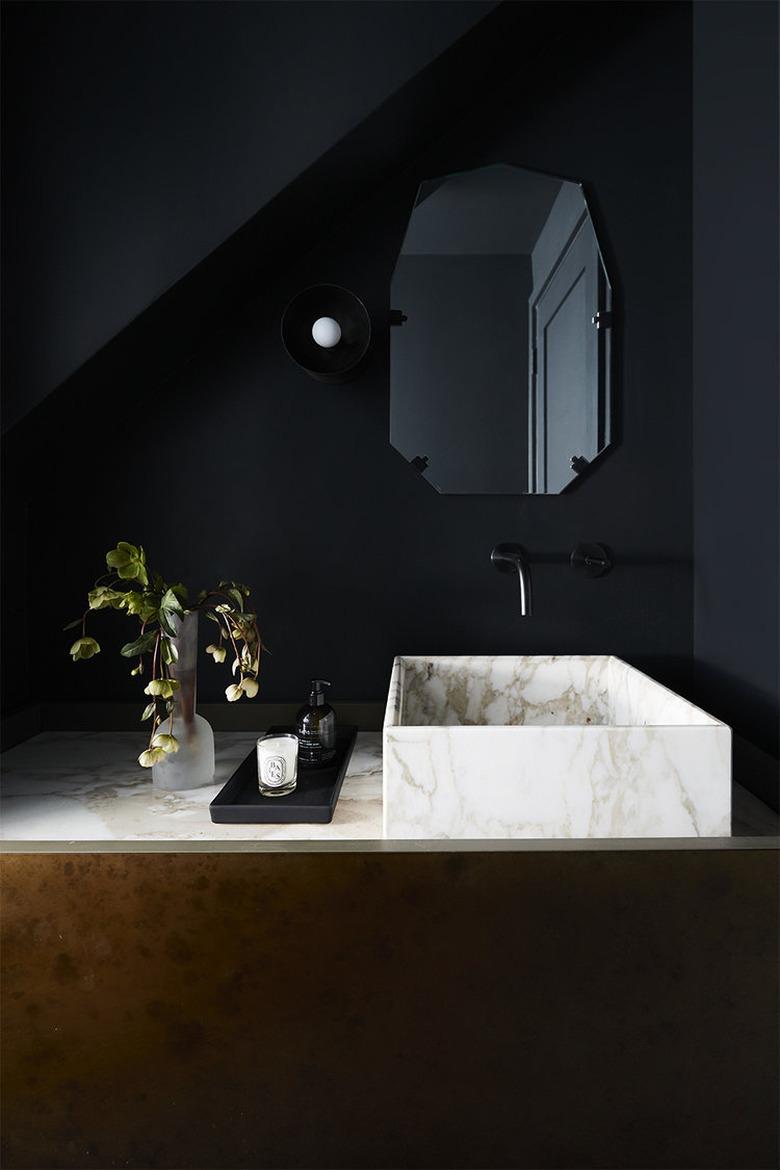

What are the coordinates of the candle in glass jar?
(256, 733, 298, 797)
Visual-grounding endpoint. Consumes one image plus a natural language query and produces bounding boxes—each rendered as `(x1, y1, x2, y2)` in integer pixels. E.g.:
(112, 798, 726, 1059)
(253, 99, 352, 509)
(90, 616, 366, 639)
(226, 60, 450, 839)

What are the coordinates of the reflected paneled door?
(530, 216, 608, 493)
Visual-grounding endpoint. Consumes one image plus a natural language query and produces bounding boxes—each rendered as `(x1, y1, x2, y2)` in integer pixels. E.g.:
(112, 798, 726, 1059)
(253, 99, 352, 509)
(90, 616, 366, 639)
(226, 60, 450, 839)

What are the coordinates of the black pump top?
(309, 679, 331, 706)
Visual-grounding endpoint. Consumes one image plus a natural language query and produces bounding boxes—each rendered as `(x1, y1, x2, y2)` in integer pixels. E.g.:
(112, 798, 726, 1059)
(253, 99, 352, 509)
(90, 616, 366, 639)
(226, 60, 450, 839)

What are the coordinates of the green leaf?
(160, 587, 184, 616)
(171, 582, 189, 605)
(227, 588, 244, 611)
(120, 630, 158, 658)
(220, 581, 249, 598)
(158, 608, 177, 637)
(141, 702, 156, 721)
(160, 636, 178, 665)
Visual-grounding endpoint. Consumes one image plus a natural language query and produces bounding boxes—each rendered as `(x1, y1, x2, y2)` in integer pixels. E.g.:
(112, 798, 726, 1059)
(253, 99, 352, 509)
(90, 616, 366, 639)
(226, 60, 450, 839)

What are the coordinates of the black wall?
(2, 2, 695, 716)
(693, 0, 779, 784)
(1, 0, 495, 429)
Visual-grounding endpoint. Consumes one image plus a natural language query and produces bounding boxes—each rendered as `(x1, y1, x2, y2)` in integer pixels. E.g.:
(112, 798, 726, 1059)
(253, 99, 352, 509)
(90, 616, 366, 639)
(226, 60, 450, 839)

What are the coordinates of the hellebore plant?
(66, 542, 263, 768)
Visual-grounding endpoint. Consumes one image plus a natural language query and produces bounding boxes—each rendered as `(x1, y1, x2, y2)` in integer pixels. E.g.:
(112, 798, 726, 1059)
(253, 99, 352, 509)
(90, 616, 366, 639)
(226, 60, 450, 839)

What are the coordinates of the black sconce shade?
(281, 284, 371, 383)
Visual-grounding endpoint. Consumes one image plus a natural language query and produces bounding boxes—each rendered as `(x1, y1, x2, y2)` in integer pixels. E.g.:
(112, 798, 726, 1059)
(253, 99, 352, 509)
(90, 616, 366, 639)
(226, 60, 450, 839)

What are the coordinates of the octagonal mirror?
(389, 164, 613, 494)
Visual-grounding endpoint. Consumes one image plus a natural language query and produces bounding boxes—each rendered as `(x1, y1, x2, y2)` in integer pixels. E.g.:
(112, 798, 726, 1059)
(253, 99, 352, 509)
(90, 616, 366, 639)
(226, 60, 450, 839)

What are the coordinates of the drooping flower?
(144, 678, 180, 699)
(122, 591, 159, 622)
(240, 677, 259, 698)
(225, 683, 243, 702)
(87, 585, 126, 610)
(138, 747, 166, 768)
(106, 542, 148, 586)
(206, 643, 227, 664)
(70, 636, 101, 661)
(152, 733, 179, 754)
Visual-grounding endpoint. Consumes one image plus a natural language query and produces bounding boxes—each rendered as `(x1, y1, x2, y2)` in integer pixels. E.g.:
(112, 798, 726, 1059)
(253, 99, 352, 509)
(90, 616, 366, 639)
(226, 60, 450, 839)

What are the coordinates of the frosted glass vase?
(152, 611, 215, 791)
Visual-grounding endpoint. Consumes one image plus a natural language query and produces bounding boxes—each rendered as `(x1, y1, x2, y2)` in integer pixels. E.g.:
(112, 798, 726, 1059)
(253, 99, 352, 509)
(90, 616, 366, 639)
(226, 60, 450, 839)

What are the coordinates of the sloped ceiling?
(1, 0, 499, 428)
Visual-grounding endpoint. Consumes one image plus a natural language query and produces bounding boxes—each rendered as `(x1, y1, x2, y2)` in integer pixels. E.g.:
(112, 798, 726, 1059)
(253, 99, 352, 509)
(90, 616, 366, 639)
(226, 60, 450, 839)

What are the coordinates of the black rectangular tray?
(209, 725, 358, 824)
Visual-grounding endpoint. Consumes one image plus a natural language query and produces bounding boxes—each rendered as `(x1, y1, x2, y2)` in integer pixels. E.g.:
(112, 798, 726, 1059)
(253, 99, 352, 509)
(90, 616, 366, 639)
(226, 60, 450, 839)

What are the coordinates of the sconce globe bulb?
(311, 316, 342, 349)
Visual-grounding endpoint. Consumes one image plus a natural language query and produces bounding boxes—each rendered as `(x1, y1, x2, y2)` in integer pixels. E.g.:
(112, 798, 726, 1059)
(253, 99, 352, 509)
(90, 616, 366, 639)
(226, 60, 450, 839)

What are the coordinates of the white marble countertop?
(1, 731, 777, 850)
(0, 732, 382, 843)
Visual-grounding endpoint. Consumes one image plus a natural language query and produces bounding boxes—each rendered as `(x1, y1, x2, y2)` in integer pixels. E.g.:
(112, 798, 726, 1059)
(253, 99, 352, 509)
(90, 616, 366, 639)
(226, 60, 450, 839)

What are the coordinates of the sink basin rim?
(384, 654, 725, 731)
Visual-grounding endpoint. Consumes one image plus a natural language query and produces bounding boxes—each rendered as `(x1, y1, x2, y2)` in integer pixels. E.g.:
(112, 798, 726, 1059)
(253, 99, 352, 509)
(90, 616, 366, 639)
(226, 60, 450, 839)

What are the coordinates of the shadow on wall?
(0, 0, 502, 428)
(3, 5, 695, 727)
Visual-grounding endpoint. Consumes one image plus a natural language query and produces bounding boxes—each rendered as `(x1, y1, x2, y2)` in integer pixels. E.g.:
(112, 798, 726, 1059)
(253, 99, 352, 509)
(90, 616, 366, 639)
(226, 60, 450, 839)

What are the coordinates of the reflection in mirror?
(389, 164, 613, 494)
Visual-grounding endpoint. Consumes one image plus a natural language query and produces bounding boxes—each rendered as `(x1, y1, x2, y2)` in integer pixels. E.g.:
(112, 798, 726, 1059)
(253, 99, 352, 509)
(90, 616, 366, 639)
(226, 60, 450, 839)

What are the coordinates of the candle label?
(262, 756, 287, 787)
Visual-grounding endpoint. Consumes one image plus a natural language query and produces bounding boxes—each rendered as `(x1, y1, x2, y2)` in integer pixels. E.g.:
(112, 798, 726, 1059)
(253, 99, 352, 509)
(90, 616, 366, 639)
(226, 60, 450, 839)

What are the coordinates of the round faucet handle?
(570, 542, 612, 578)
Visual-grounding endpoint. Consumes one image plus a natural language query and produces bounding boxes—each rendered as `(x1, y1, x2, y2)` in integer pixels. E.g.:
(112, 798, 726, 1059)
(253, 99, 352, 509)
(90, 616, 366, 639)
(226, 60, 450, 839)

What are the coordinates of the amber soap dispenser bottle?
(296, 679, 336, 768)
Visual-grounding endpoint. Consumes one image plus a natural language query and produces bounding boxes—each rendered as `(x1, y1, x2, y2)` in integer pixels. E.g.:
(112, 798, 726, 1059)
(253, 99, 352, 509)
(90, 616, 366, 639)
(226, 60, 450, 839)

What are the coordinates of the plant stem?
(151, 626, 160, 681)
(223, 617, 244, 684)
(148, 711, 160, 751)
(147, 628, 162, 752)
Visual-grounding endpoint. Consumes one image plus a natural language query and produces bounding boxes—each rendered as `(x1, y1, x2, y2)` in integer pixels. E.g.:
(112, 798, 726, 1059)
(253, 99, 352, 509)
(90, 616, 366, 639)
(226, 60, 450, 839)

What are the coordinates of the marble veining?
(400, 655, 613, 727)
(384, 656, 732, 840)
(0, 732, 382, 842)
(0, 726, 775, 844)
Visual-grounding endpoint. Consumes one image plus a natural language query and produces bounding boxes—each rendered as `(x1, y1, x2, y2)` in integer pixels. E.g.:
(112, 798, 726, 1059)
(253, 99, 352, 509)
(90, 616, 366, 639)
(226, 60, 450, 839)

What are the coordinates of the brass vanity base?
(2, 849, 778, 1169)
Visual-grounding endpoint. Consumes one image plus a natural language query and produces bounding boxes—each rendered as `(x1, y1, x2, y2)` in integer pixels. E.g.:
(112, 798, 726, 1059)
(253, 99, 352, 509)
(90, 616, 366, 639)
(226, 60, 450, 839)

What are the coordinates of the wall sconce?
(281, 284, 371, 383)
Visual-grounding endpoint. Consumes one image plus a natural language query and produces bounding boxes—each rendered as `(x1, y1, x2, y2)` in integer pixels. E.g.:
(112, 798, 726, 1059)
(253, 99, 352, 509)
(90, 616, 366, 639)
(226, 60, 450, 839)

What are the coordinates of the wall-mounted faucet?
(491, 541, 613, 615)
(490, 543, 534, 616)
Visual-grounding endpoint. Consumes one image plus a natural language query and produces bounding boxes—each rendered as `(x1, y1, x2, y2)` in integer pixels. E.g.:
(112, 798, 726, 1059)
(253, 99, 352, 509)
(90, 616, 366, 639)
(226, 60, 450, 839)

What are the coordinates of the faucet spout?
(490, 543, 533, 616)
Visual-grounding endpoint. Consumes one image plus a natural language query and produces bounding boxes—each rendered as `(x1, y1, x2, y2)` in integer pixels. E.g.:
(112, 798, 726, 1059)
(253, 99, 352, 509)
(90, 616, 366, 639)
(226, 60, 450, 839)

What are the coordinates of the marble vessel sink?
(383, 656, 731, 839)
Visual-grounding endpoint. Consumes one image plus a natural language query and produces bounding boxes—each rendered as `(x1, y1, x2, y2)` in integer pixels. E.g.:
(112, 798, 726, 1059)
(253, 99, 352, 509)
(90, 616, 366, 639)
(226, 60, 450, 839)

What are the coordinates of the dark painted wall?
(693, 1, 779, 776)
(1, 0, 495, 429)
(2, 3, 695, 715)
